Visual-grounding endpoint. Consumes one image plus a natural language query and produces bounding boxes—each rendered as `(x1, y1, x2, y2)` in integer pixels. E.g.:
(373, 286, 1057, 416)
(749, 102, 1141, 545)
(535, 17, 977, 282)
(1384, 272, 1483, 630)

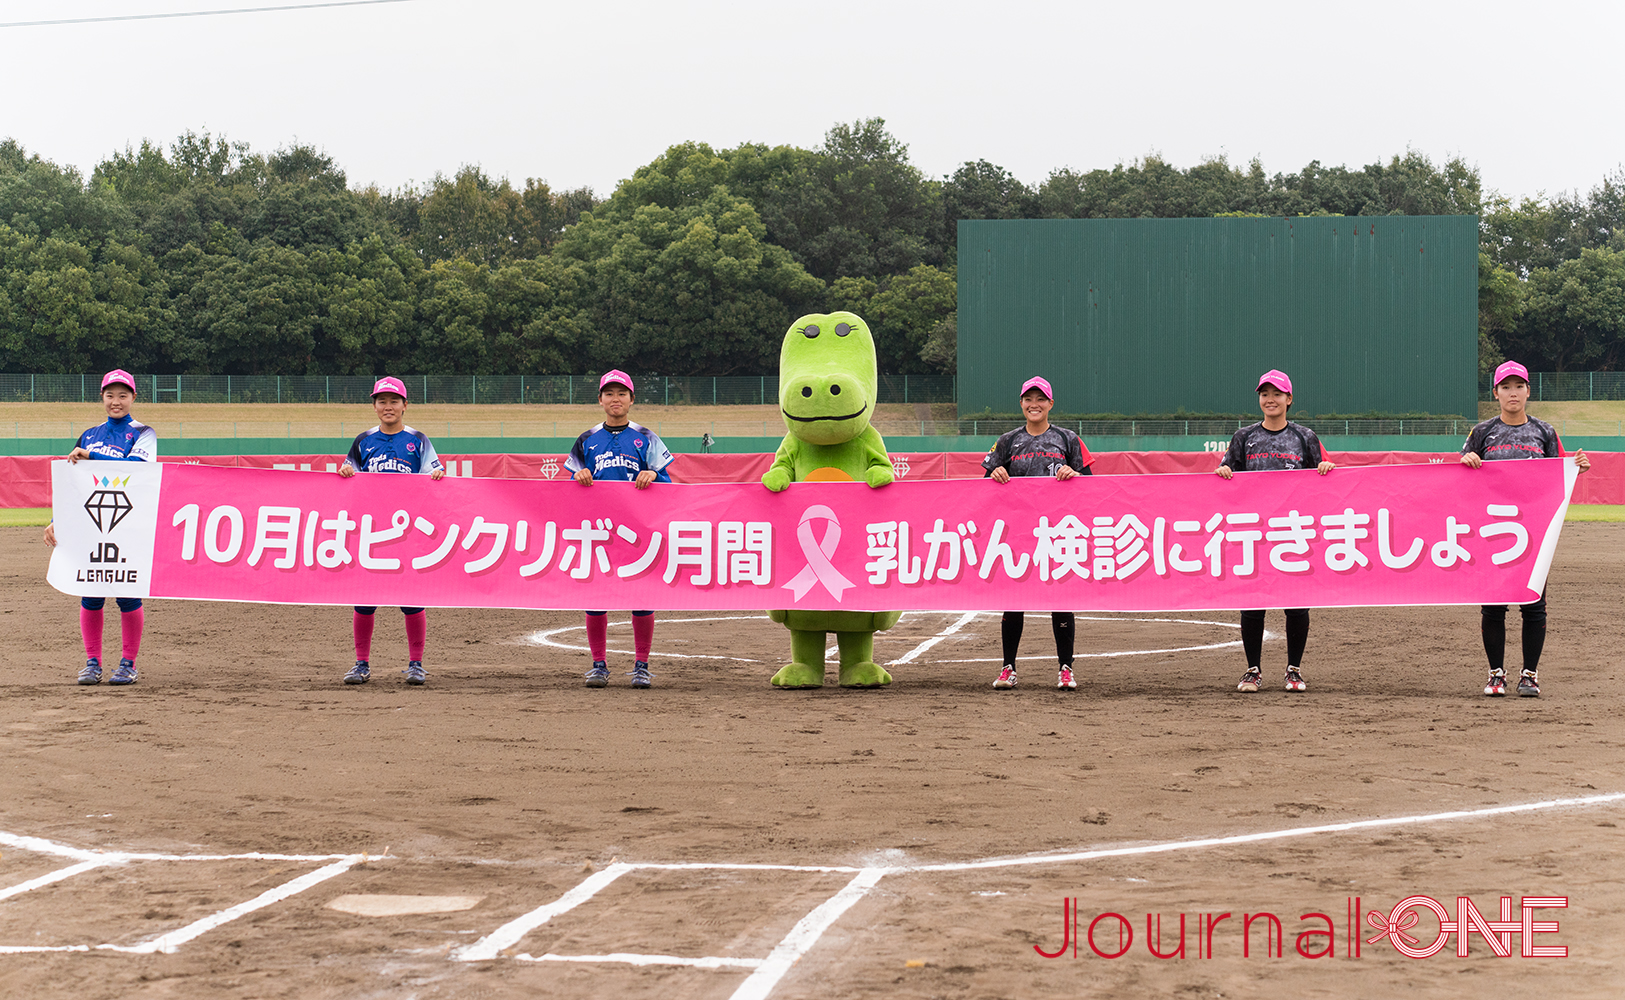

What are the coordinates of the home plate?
(327, 894, 484, 916)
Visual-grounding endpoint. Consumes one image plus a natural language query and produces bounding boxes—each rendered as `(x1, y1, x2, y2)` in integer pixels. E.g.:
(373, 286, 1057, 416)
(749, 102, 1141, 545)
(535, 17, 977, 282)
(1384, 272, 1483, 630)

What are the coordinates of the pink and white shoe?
(993, 665, 1018, 690)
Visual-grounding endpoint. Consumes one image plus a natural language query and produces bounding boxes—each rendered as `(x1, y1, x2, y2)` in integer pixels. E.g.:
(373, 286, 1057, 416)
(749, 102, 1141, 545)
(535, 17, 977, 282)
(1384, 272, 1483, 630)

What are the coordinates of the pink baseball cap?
(1020, 376, 1053, 399)
(1257, 369, 1293, 394)
(101, 369, 136, 393)
(599, 369, 635, 393)
(370, 376, 408, 399)
(1493, 360, 1530, 386)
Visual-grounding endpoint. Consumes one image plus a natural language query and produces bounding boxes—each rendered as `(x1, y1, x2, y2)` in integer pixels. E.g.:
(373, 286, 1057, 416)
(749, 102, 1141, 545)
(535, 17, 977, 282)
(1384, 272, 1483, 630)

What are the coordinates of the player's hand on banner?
(1575, 449, 1590, 473)
(574, 468, 593, 485)
(634, 469, 656, 489)
(1317, 460, 1336, 475)
(43, 522, 56, 546)
(430, 467, 445, 480)
(1459, 453, 1483, 469)
(66, 447, 91, 464)
(989, 467, 1010, 483)
(338, 462, 356, 478)
(1215, 464, 1234, 480)
(1055, 466, 1078, 481)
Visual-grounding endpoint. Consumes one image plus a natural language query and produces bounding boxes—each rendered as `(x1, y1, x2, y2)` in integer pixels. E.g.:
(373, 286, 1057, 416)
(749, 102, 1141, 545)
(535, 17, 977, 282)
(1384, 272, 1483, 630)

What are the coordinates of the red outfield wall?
(7, 450, 1622, 509)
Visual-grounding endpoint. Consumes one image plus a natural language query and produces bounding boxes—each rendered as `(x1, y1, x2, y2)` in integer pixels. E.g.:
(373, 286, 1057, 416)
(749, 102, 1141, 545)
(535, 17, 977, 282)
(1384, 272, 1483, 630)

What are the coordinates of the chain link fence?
(0, 373, 958, 406)
(1478, 370, 1625, 401)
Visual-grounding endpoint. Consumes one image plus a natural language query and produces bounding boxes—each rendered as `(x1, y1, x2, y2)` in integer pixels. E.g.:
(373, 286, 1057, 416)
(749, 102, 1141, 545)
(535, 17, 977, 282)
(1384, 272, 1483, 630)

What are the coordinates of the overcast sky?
(2, 0, 1620, 204)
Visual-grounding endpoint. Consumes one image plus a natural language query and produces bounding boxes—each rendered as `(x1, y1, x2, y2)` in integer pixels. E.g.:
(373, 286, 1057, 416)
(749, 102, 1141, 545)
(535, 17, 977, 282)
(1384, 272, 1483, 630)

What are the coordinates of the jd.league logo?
(84, 475, 135, 533)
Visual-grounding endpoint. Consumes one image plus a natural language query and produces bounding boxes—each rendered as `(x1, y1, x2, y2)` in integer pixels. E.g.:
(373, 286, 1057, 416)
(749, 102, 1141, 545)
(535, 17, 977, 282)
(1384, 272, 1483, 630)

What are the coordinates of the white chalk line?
(525, 615, 770, 661)
(0, 831, 363, 955)
(4, 789, 1623, 988)
(525, 611, 1247, 666)
(105, 857, 362, 954)
(453, 863, 634, 961)
(515, 951, 763, 969)
(445, 789, 1625, 997)
(729, 868, 888, 1000)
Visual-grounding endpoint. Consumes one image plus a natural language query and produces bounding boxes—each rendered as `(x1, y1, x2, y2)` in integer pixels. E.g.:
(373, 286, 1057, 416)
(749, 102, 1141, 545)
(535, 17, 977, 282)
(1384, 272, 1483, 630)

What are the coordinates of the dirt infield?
(2, 524, 1623, 998)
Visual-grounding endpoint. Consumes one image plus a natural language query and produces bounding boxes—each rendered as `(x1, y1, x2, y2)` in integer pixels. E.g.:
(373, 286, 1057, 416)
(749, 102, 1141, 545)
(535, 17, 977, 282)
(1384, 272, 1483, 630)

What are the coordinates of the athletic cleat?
(1517, 670, 1540, 698)
(1237, 668, 1262, 693)
(404, 660, 426, 685)
(629, 661, 652, 689)
(1284, 667, 1307, 692)
(584, 661, 610, 687)
(1056, 666, 1076, 690)
(109, 658, 137, 686)
(77, 657, 102, 685)
(993, 664, 1018, 690)
(1484, 669, 1507, 697)
(343, 660, 370, 685)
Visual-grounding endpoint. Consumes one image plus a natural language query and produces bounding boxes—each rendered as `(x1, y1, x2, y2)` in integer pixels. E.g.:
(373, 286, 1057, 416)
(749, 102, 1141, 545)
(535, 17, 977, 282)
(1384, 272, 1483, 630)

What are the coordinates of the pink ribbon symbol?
(782, 504, 855, 602)
(1365, 907, 1421, 947)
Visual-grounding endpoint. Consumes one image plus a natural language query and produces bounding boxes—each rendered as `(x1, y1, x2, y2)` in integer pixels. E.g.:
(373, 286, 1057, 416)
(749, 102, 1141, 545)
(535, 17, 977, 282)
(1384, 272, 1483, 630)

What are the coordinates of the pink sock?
(120, 607, 144, 662)
(585, 613, 608, 661)
(81, 607, 104, 660)
(353, 612, 375, 661)
(403, 610, 426, 661)
(632, 613, 654, 661)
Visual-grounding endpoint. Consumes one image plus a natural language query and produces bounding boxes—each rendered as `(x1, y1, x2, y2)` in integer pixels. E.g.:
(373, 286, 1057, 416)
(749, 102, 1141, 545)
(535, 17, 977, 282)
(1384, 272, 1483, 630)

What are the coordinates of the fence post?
(1590, 371, 1594, 401)
(904, 374, 910, 404)
(712, 377, 717, 405)
(81, 373, 86, 401)
(521, 375, 526, 404)
(30, 373, 34, 402)
(568, 377, 573, 405)
(760, 375, 764, 405)
(277, 376, 281, 403)
(664, 377, 669, 406)
(227, 375, 232, 404)
(325, 376, 330, 404)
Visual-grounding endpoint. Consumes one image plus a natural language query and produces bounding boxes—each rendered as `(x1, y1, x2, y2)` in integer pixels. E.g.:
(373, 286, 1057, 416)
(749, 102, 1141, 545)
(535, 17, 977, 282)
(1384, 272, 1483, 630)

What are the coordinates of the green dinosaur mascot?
(762, 311, 901, 688)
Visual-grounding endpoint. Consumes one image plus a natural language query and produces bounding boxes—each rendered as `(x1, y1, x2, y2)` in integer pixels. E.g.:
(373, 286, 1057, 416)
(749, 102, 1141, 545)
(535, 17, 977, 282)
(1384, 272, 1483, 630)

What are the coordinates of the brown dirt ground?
(1, 524, 1622, 999)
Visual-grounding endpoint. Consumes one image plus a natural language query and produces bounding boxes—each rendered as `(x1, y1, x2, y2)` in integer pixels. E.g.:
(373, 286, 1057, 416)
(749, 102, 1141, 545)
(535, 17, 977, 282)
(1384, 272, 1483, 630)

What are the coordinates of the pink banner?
(48, 459, 1576, 612)
(11, 450, 1622, 506)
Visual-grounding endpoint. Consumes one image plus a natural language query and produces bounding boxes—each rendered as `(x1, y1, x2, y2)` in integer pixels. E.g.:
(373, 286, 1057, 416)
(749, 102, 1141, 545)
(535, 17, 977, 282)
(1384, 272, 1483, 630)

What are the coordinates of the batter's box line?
(0, 829, 362, 955)
(451, 791, 1625, 1000)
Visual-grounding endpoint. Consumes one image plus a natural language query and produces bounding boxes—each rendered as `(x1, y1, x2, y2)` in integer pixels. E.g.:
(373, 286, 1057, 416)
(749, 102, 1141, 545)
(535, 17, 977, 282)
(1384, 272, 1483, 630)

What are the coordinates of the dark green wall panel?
(957, 217, 1478, 418)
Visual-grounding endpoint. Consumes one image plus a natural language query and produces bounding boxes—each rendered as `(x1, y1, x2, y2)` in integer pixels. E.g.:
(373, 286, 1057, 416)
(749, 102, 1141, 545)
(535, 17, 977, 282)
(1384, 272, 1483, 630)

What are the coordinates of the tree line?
(1, 121, 1620, 378)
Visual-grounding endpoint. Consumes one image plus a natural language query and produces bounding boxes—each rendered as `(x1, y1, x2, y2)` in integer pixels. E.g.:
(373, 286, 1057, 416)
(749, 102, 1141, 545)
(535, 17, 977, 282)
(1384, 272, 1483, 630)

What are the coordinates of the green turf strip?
(1566, 504, 1625, 522)
(0, 508, 50, 527)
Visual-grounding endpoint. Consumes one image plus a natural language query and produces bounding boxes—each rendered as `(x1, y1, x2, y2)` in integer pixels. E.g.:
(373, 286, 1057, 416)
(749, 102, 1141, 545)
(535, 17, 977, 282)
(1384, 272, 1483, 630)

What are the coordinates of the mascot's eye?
(802, 324, 821, 338)
(801, 386, 812, 397)
(835, 323, 852, 337)
(830, 384, 841, 396)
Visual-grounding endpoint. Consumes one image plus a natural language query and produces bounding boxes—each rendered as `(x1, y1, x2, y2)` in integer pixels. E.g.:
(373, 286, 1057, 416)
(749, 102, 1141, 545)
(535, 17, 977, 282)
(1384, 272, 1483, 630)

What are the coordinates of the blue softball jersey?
(77, 414, 157, 462)
(564, 421, 674, 482)
(344, 426, 444, 475)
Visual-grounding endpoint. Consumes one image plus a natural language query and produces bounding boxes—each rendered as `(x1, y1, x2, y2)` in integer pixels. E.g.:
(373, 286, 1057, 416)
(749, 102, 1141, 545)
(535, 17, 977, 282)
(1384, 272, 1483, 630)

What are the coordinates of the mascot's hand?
(865, 465, 895, 489)
(762, 468, 791, 492)
(768, 610, 788, 624)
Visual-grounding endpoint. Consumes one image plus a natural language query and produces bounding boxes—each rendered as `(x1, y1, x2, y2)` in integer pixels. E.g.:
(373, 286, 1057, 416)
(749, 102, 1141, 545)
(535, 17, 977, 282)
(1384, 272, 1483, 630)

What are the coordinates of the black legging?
(1481, 591, 1548, 674)
(1240, 609, 1309, 669)
(1001, 612, 1075, 667)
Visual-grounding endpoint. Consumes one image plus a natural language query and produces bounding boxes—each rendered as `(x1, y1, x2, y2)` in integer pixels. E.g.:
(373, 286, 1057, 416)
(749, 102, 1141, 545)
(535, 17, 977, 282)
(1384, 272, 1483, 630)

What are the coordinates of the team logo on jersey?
(406, 441, 417, 452)
(84, 475, 135, 532)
